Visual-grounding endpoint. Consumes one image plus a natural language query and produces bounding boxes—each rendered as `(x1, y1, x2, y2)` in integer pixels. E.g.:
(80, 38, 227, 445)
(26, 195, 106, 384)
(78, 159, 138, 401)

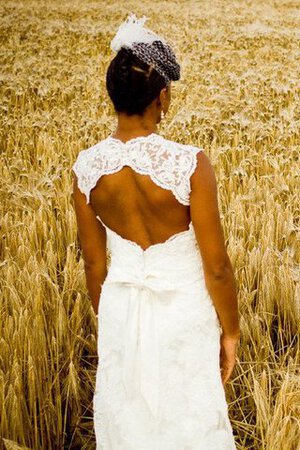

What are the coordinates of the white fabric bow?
(105, 264, 177, 421)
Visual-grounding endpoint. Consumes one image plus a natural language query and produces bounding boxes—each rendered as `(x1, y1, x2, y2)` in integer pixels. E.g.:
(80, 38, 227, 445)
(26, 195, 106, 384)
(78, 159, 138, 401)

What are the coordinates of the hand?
(219, 333, 240, 386)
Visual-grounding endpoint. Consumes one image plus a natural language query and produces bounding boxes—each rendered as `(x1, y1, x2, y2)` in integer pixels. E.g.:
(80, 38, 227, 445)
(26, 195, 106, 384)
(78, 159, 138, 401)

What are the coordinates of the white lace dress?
(72, 133, 237, 450)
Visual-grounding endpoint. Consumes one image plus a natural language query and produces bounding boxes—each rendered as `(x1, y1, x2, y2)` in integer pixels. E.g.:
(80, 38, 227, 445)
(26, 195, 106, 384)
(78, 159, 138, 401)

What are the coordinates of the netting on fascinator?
(110, 13, 180, 84)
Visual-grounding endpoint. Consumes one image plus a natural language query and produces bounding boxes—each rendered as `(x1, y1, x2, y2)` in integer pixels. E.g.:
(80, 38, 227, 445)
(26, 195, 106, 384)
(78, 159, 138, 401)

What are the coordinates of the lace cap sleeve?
(72, 148, 91, 203)
(188, 145, 204, 175)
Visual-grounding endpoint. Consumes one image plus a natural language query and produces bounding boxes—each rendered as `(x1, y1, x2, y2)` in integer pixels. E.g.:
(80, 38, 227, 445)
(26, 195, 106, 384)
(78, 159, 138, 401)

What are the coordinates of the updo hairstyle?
(106, 42, 169, 116)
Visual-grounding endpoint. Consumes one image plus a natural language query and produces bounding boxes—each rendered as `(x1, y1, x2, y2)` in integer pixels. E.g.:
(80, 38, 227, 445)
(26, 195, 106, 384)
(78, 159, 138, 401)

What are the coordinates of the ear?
(158, 86, 168, 105)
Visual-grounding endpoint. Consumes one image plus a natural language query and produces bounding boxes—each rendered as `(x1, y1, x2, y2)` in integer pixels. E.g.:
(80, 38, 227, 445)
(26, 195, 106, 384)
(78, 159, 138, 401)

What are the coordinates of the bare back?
(90, 165, 191, 250)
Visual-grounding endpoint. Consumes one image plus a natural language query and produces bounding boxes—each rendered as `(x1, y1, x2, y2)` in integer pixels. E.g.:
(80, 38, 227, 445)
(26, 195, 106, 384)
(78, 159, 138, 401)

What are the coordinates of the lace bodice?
(72, 133, 203, 205)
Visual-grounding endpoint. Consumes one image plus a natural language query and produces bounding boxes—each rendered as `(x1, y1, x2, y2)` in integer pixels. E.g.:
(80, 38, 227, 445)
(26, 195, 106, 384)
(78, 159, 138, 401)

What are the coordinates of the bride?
(72, 13, 240, 450)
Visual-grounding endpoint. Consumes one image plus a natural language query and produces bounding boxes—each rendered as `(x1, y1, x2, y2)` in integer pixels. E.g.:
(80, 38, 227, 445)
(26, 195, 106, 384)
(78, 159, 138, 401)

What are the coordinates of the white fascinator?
(109, 13, 180, 83)
(111, 13, 167, 52)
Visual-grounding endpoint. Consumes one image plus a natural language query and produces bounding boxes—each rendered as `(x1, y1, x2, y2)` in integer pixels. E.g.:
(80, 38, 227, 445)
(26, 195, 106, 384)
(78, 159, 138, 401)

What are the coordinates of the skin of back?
(89, 165, 192, 250)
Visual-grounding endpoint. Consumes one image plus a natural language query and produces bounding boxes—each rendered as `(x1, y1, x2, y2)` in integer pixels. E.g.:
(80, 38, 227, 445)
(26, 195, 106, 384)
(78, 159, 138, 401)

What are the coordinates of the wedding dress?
(72, 133, 237, 450)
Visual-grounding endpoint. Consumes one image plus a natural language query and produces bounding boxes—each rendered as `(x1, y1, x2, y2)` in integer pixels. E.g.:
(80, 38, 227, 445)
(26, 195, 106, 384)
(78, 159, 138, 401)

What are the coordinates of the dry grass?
(1, 0, 299, 449)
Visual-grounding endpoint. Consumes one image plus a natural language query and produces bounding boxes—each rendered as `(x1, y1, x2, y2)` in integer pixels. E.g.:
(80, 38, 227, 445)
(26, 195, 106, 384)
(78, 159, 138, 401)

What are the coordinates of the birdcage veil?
(110, 13, 180, 83)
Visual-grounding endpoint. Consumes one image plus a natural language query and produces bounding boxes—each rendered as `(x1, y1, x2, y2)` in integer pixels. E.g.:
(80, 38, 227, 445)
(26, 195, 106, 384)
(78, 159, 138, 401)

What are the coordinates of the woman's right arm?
(190, 151, 240, 339)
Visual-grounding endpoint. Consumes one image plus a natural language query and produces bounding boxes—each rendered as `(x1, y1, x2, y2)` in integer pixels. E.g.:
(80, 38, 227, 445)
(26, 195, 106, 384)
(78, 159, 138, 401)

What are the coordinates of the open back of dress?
(72, 133, 237, 450)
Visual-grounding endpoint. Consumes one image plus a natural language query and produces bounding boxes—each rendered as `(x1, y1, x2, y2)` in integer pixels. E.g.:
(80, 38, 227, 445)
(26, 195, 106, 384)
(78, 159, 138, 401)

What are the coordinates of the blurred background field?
(0, 0, 299, 449)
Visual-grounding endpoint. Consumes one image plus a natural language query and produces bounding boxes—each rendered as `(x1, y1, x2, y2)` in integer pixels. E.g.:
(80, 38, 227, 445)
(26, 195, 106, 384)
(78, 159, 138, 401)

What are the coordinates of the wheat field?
(1, 0, 300, 449)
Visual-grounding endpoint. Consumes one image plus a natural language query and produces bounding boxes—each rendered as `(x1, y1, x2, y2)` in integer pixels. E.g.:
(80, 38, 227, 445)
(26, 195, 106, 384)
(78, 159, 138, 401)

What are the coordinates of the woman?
(72, 13, 240, 450)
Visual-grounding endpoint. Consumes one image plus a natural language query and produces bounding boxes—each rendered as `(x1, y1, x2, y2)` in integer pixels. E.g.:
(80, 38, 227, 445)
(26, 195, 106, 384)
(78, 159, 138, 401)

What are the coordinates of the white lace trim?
(72, 133, 203, 205)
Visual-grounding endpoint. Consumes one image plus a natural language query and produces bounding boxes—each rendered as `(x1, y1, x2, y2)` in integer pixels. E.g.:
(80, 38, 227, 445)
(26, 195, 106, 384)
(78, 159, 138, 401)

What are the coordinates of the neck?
(112, 112, 159, 139)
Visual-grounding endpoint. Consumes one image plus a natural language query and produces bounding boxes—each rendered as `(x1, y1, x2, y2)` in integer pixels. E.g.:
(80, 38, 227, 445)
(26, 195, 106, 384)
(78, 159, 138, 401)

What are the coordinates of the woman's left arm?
(72, 175, 107, 316)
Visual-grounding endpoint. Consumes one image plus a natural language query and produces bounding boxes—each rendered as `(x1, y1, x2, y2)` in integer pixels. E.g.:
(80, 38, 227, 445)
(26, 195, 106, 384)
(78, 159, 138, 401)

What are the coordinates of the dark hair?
(106, 46, 168, 116)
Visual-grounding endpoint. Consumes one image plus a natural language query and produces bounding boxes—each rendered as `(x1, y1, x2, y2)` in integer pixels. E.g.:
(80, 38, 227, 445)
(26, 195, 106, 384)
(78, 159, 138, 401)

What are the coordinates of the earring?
(161, 110, 165, 120)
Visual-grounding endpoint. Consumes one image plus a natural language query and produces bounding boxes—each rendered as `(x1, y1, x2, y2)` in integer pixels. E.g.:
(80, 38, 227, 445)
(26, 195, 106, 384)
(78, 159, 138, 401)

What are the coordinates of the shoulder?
(189, 148, 216, 192)
(71, 138, 111, 203)
(160, 135, 204, 155)
(159, 136, 205, 177)
(71, 138, 108, 176)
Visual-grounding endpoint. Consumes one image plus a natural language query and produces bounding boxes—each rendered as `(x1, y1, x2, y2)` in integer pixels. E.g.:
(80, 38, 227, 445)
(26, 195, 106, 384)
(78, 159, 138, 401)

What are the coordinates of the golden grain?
(1, 0, 299, 449)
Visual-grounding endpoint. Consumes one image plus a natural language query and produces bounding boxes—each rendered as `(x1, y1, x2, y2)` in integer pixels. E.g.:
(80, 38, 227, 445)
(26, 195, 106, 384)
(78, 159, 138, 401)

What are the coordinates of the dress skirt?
(93, 219, 237, 450)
